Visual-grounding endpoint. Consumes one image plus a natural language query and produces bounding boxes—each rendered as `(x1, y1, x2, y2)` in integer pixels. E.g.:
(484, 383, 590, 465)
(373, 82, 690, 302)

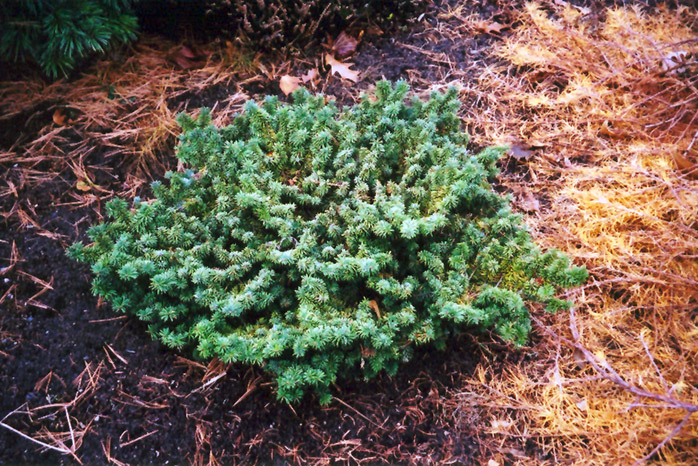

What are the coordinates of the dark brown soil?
(0, 0, 639, 464)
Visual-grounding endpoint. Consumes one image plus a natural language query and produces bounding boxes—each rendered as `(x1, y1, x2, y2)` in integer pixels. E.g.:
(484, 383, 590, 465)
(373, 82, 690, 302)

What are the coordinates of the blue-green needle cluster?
(69, 81, 586, 403)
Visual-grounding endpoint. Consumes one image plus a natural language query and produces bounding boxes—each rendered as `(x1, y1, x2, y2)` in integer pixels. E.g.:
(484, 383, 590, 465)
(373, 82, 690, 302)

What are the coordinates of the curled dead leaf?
(672, 151, 698, 178)
(490, 418, 512, 431)
(52, 108, 69, 126)
(279, 75, 302, 96)
(171, 45, 207, 70)
(553, 0, 592, 15)
(519, 192, 540, 212)
(178, 45, 196, 59)
(573, 348, 587, 368)
(324, 53, 360, 83)
(600, 121, 631, 139)
(76, 180, 92, 192)
(332, 31, 360, 57)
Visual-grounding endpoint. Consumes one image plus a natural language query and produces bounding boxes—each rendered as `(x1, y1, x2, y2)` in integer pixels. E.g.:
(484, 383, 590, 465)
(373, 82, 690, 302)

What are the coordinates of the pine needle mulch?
(0, 36, 256, 219)
(450, 3, 698, 465)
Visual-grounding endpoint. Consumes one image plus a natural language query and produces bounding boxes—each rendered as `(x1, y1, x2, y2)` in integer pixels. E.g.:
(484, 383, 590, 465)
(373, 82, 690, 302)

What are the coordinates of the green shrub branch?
(0, 0, 137, 78)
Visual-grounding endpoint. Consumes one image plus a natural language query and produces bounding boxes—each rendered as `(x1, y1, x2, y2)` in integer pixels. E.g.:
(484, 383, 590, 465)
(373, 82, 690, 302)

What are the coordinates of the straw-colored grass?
(453, 3, 698, 464)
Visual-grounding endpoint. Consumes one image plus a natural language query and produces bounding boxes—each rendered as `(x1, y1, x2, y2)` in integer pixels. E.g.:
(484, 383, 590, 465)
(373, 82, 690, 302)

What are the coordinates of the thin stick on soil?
(0, 405, 83, 464)
(632, 411, 694, 466)
(120, 429, 158, 448)
(332, 397, 386, 430)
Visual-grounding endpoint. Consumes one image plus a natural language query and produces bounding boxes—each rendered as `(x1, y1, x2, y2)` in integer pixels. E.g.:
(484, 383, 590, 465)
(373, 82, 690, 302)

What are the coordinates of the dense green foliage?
(0, 0, 137, 78)
(136, 0, 424, 49)
(69, 82, 587, 403)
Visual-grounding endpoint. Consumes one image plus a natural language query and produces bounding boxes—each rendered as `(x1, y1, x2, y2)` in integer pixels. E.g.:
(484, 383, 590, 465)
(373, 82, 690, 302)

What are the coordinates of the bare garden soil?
(1, 0, 691, 464)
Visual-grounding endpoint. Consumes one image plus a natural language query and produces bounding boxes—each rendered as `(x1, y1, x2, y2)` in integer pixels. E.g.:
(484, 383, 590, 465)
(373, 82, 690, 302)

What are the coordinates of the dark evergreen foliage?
(135, 0, 424, 48)
(69, 82, 587, 403)
(0, 0, 138, 78)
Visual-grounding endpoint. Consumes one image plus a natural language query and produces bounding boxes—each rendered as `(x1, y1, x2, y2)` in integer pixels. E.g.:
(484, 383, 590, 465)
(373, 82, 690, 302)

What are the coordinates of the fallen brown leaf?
(473, 20, 506, 35)
(173, 55, 196, 70)
(301, 68, 319, 84)
(325, 54, 360, 83)
(279, 75, 302, 96)
(554, 0, 591, 15)
(573, 348, 587, 368)
(509, 144, 533, 160)
(332, 31, 360, 57)
(178, 45, 196, 59)
(519, 192, 540, 212)
(52, 108, 69, 126)
(576, 399, 588, 411)
(171, 45, 206, 70)
(76, 180, 92, 192)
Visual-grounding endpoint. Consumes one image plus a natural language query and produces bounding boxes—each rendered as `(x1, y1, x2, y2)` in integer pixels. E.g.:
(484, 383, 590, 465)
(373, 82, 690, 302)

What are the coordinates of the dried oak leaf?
(301, 68, 319, 84)
(76, 180, 92, 192)
(519, 192, 540, 212)
(324, 53, 360, 83)
(279, 75, 302, 96)
(554, 0, 591, 15)
(332, 31, 360, 57)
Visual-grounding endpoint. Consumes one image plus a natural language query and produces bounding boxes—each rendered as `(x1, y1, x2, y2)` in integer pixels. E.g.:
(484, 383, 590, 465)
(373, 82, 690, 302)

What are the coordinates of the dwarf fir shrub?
(0, 0, 137, 78)
(68, 82, 587, 403)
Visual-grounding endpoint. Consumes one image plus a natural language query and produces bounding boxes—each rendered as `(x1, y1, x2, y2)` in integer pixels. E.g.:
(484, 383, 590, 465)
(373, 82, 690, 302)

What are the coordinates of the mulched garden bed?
(2, 0, 692, 464)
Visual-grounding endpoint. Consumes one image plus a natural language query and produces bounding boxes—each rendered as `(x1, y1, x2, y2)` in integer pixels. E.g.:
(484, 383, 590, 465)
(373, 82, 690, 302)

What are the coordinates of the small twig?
(539, 310, 698, 413)
(631, 411, 693, 466)
(105, 344, 129, 365)
(640, 332, 669, 394)
(191, 370, 227, 395)
(101, 437, 128, 466)
(88, 315, 127, 324)
(120, 429, 158, 448)
(0, 421, 74, 457)
(1, 404, 83, 464)
(533, 309, 698, 465)
(333, 397, 385, 430)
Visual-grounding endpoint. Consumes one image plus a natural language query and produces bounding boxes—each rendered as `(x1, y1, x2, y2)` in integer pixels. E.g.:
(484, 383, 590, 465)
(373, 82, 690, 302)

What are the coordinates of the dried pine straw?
(452, 3, 698, 465)
(0, 36, 254, 204)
